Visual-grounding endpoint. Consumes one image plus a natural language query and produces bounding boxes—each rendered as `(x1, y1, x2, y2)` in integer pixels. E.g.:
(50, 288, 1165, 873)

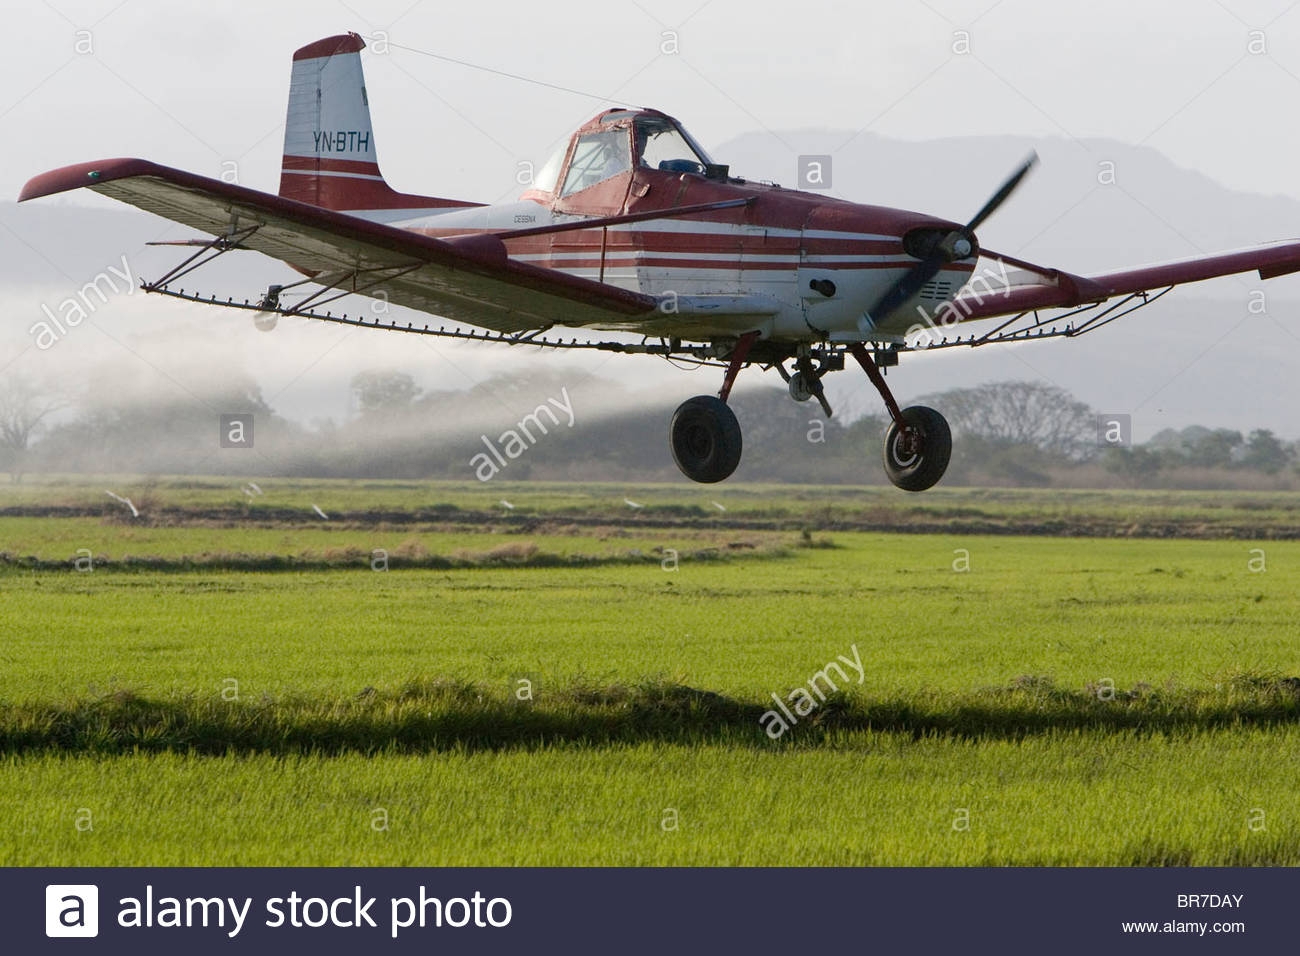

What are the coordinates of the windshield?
(532, 142, 568, 194)
(634, 116, 713, 173)
(560, 129, 631, 197)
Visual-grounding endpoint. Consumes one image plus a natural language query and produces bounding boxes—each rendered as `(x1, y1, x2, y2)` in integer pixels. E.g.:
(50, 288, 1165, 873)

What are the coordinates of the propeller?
(864, 152, 1038, 327)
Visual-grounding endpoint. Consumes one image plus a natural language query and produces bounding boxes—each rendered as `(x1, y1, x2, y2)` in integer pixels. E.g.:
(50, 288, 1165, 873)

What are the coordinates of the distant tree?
(1104, 445, 1163, 485)
(351, 369, 421, 416)
(0, 375, 66, 481)
(919, 380, 1096, 458)
(1146, 427, 1183, 450)
(31, 364, 286, 476)
(1239, 429, 1291, 474)
(1183, 428, 1243, 469)
(1176, 425, 1213, 448)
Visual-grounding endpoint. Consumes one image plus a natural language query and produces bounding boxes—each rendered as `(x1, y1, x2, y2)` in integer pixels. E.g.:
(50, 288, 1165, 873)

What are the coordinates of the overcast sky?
(10, 0, 1300, 202)
(5, 0, 1300, 449)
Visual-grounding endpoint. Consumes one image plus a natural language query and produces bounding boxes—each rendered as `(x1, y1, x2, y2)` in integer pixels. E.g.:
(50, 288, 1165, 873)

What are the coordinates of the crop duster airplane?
(21, 33, 1300, 490)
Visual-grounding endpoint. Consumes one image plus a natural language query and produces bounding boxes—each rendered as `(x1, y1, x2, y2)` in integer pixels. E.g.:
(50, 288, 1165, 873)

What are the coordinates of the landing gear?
(666, 334, 953, 491)
(849, 343, 951, 492)
(669, 331, 758, 484)
(670, 396, 742, 483)
(882, 405, 951, 492)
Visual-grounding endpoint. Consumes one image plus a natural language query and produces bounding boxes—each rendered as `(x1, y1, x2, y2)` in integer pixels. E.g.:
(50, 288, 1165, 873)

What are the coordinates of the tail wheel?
(882, 405, 951, 492)
(670, 395, 742, 483)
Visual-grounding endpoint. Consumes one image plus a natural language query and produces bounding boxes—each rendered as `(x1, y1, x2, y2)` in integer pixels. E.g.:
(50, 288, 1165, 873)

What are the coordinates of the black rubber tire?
(882, 405, 952, 492)
(670, 396, 743, 483)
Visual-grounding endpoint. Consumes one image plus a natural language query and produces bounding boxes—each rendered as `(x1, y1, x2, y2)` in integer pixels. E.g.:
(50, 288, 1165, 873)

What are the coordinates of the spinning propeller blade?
(965, 152, 1038, 234)
(864, 151, 1039, 327)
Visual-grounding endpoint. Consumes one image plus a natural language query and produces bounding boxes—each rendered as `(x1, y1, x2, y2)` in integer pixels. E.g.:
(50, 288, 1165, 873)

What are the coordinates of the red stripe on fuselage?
(501, 255, 975, 273)
(410, 225, 903, 257)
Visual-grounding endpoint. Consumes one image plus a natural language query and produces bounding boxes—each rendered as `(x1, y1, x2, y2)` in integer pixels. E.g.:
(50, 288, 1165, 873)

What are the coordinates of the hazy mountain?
(711, 130, 1300, 271)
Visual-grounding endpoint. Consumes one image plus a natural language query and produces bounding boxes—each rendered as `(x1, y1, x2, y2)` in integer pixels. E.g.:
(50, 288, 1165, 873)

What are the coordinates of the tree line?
(1, 369, 1296, 488)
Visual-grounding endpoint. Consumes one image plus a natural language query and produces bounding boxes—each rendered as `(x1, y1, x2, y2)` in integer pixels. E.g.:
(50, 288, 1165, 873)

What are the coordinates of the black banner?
(8, 867, 1285, 953)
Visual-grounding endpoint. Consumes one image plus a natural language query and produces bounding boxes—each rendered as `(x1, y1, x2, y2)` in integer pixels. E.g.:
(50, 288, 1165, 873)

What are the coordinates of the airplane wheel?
(788, 371, 815, 403)
(882, 405, 951, 492)
(670, 396, 742, 483)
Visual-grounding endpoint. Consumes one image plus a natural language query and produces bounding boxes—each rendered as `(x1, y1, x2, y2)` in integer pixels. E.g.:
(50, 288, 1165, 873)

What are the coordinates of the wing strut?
(142, 224, 262, 291)
(906, 286, 1177, 352)
(282, 263, 423, 316)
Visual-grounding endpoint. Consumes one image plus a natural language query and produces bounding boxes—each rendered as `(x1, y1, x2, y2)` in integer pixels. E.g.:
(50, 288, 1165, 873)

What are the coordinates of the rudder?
(279, 33, 477, 219)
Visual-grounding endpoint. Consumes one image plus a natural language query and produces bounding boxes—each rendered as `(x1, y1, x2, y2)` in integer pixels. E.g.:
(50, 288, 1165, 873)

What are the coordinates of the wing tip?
(18, 158, 153, 202)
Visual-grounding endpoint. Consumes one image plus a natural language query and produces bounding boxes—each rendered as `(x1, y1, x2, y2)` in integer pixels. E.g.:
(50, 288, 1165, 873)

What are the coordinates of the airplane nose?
(902, 224, 978, 263)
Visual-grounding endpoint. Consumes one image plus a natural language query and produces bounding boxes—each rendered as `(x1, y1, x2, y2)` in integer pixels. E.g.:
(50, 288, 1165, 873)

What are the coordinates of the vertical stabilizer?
(279, 33, 477, 220)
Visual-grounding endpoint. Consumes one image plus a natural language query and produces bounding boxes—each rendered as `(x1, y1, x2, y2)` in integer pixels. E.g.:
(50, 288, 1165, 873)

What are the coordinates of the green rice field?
(1, 478, 1297, 865)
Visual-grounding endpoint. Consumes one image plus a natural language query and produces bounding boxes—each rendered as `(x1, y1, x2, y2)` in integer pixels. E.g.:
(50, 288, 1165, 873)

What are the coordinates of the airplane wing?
(955, 242, 1300, 323)
(18, 158, 663, 335)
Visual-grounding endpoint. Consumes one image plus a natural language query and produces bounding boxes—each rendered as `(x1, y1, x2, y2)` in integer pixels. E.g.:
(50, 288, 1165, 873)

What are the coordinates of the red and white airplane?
(21, 33, 1300, 490)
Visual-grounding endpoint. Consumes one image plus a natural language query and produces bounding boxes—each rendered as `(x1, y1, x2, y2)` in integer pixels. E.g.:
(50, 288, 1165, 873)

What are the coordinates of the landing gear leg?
(669, 331, 758, 483)
(716, 331, 758, 404)
(848, 343, 951, 492)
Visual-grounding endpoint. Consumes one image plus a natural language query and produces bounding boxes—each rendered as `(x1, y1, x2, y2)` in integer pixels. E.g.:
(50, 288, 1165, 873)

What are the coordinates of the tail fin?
(279, 33, 478, 220)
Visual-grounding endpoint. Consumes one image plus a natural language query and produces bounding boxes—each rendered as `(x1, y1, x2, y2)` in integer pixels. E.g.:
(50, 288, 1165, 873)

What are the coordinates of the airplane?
(20, 32, 1300, 491)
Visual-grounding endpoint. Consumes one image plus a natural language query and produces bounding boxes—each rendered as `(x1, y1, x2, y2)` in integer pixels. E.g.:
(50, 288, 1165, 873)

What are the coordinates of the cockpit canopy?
(531, 109, 717, 199)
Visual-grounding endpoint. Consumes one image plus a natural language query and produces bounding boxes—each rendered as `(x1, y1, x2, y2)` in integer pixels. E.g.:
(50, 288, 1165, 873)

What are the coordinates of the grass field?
(1, 478, 1298, 865)
(6, 474, 1300, 536)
